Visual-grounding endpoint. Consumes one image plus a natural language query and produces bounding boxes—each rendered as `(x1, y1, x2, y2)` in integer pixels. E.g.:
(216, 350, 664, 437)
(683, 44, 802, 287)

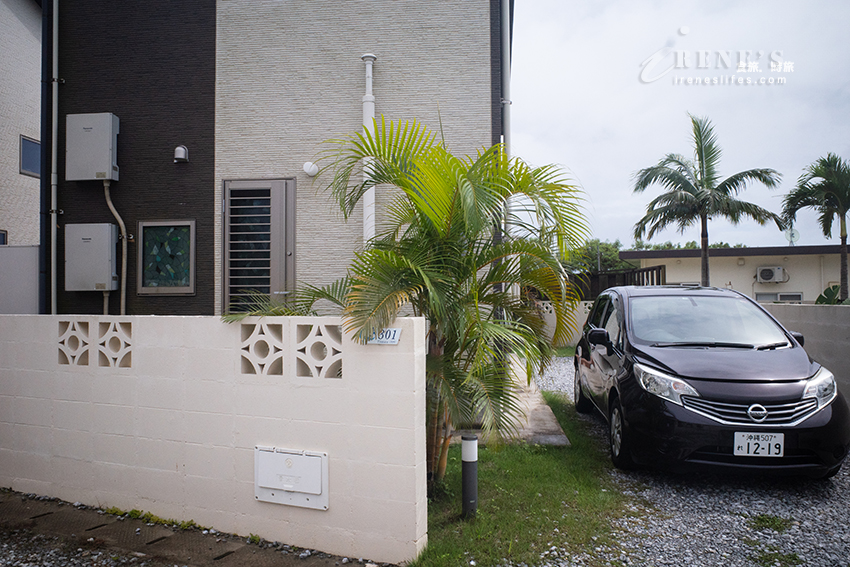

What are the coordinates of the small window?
(778, 292, 803, 303)
(0, 230, 7, 245)
(20, 136, 40, 178)
(137, 220, 196, 295)
(755, 293, 778, 302)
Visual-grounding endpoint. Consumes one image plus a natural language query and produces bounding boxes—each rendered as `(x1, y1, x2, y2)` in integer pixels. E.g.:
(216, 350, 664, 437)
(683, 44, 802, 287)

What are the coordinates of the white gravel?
(531, 356, 850, 567)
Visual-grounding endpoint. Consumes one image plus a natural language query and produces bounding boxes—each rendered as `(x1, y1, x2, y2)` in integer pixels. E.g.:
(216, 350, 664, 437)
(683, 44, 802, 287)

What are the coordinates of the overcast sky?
(511, 0, 850, 249)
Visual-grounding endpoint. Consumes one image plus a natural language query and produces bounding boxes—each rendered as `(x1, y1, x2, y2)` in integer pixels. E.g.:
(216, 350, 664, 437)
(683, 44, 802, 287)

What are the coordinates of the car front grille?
(682, 396, 819, 426)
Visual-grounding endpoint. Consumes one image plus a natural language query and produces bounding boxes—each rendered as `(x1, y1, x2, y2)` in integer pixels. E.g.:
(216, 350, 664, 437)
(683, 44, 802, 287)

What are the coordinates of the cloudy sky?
(511, 0, 850, 248)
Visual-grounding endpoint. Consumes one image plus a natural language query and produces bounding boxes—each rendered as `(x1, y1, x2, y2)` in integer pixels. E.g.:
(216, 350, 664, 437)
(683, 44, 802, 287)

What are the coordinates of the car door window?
(602, 299, 622, 351)
(589, 295, 611, 328)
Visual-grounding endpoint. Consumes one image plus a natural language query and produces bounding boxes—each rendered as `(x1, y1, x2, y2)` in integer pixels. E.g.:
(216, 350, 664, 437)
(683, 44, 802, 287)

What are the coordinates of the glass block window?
(20, 136, 40, 178)
(137, 220, 195, 295)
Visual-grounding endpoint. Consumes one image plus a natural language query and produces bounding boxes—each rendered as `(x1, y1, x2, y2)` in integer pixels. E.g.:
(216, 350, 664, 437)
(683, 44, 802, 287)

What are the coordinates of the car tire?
(574, 360, 593, 414)
(609, 397, 636, 470)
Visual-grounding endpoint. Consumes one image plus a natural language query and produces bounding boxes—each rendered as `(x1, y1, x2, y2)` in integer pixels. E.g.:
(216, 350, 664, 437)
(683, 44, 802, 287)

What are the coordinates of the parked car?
(574, 286, 850, 478)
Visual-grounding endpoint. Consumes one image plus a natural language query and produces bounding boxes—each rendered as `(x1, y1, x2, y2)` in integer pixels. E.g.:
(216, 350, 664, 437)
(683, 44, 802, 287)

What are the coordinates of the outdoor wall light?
(303, 162, 319, 177)
(174, 145, 188, 163)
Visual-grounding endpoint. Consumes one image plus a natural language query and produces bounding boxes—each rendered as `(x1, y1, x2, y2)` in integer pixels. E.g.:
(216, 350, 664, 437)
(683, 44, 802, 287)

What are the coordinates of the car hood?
(631, 344, 818, 382)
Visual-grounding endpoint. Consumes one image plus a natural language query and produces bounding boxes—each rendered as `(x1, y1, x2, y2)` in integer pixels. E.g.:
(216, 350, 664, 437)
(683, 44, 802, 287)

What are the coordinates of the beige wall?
(215, 0, 496, 314)
(641, 253, 842, 302)
(0, 315, 427, 563)
(0, 0, 41, 246)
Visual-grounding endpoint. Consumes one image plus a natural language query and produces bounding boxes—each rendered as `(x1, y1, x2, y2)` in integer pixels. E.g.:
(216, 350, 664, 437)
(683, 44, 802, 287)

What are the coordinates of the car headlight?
(803, 367, 837, 409)
(634, 363, 699, 406)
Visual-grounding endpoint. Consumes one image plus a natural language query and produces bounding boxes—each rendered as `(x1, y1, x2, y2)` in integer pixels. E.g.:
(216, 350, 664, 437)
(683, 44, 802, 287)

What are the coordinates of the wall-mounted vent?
(757, 266, 784, 283)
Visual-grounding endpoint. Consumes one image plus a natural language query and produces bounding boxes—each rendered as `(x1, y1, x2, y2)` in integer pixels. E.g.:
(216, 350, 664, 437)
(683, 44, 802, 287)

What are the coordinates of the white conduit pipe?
(103, 180, 128, 315)
(361, 53, 377, 243)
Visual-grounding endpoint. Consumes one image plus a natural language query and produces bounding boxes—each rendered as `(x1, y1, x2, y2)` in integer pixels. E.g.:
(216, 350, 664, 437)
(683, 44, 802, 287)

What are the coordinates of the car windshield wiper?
(650, 341, 755, 349)
(755, 341, 789, 351)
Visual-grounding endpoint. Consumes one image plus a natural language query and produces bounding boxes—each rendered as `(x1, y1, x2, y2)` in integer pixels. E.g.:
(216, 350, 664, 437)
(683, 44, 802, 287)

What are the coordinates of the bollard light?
(462, 434, 478, 519)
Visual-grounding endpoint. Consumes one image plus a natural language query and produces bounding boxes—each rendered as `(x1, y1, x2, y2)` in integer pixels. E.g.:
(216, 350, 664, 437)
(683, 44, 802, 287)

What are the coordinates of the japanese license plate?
(734, 432, 784, 457)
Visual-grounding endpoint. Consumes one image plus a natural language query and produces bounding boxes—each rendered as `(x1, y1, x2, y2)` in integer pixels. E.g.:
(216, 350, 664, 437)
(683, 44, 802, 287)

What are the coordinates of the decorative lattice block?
(295, 323, 343, 379)
(58, 321, 90, 366)
(240, 323, 285, 375)
(97, 322, 133, 368)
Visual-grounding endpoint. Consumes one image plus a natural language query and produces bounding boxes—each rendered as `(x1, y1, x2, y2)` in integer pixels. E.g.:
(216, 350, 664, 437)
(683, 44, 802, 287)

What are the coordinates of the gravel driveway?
(536, 357, 850, 567)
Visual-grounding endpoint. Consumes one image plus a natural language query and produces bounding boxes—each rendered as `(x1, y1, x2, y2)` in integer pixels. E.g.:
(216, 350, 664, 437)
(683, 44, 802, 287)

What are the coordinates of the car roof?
(604, 285, 746, 299)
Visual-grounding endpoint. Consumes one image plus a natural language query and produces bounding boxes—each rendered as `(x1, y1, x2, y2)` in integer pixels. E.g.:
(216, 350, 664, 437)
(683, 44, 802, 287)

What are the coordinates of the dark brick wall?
(490, 0, 506, 147)
(56, 1, 216, 315)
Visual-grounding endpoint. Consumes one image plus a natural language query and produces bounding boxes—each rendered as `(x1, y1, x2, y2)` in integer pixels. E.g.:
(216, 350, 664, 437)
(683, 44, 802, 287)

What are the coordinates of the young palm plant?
(229, 118, 587, 486)
(782, 153, 850, 301)
(633, 115, 783, 286)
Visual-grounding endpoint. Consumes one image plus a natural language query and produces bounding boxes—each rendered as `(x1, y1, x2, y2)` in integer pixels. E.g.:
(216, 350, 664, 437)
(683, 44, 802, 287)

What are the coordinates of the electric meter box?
(66, 113, 120, 181)
(254, 446, 329, 510)
(65, 223, 119, 291)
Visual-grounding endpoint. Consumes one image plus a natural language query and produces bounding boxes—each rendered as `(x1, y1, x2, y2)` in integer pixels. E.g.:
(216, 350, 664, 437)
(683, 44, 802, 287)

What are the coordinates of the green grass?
(748, 513, 792, 533)
(410, 392, 625, 567)
(555, 345, 576, 358)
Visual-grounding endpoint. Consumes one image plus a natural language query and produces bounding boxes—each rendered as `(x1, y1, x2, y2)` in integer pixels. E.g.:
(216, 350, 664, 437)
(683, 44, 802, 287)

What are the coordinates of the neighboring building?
(0, 0, 41, 247)
(49, 0, 507, 315)
(619, 245, 843, 303)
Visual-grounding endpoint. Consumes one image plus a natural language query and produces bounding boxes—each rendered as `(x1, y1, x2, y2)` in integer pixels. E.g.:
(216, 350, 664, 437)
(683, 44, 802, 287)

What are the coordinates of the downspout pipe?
(50, 0, 60, 314)
(361, 53, 377, 243)
(501, 0, 512, 158)
(38, 0, 53, 314)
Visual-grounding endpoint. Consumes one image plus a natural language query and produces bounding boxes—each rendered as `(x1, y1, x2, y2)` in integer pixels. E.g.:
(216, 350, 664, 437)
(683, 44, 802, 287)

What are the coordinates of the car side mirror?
(588, 328, 614, 355)
(790, 331, 804, 347)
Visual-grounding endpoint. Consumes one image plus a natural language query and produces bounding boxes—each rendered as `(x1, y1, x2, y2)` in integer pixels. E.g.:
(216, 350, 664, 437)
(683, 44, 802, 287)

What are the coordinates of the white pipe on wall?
(501, 0, 511, 158)
(361, 53, 377, 243)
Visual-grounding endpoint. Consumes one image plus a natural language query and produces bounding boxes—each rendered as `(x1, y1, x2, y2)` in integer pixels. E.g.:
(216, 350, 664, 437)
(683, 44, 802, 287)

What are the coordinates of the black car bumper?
(622, 389, 850, 478)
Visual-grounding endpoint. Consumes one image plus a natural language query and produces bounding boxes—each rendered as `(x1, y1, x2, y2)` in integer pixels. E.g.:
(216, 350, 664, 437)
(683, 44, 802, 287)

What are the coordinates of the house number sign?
(367, 328, 402, 345)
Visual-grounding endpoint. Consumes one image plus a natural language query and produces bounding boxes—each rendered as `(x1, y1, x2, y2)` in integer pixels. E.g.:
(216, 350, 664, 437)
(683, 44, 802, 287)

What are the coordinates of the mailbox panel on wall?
(66, 113, 120, 181)
(65, 223, 119, 291)
(254, 446, 329, 510)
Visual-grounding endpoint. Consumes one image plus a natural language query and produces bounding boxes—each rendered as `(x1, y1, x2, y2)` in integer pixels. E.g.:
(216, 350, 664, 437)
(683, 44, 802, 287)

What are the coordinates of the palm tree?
(782, 153, 850, 301)
(633, 115, 783, 286)
(228, 118, 587, 486)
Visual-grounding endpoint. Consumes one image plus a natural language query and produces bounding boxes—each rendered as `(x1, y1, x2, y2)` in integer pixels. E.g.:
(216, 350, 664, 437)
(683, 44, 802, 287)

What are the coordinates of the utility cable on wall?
(103, 180, 128, 315)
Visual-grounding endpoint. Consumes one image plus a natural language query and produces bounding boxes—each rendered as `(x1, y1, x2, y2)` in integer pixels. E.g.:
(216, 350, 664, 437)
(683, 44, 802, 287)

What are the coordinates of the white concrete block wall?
(214, 0, 495, 313)
(0, 315, 427, 564)
(0, 0, 42, 246)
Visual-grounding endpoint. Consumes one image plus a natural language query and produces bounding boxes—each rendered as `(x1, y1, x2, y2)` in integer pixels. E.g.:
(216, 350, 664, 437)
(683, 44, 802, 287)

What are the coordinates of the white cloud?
(512, 0, 850, 248)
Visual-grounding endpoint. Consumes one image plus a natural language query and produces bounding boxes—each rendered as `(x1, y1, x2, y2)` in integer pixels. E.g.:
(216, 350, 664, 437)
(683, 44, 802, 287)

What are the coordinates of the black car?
(574, 286, 850, 478)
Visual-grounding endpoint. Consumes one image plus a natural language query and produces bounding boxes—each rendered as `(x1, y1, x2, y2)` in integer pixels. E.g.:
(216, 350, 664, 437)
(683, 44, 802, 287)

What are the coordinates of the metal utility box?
(66, 113, 120, 181)
(254, 446, 329, 510)
(65, 224, 119, 291)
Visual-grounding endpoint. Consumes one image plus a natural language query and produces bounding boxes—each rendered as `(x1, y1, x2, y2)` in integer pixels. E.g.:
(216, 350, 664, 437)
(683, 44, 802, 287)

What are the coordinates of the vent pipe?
(361, 53, 377, 243)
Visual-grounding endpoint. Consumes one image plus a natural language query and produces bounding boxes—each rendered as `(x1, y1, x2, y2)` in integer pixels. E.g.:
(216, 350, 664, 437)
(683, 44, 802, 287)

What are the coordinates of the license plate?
(734, 432, 784, 457)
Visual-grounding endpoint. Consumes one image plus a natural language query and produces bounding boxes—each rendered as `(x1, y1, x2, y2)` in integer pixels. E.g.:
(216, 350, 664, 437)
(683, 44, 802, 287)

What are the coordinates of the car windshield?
(629, 294, 789, 348)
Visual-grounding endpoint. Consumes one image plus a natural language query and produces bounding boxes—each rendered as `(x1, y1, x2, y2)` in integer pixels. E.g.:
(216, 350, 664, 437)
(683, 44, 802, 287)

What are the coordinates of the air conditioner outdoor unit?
(757, 266, 784, 283)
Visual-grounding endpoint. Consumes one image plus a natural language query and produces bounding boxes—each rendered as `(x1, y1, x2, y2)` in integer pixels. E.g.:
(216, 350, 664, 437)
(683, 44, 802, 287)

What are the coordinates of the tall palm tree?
(228, 118, 587, 486)
(633, 115, 783, 286)
(782, 153, 850, 301)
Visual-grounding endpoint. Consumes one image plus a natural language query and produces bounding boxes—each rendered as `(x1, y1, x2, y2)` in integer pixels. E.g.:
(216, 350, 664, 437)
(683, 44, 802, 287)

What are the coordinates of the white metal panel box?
(254, 446, 329, 510)
(65, 223, 119, 291)
(66, 113, 120, 181)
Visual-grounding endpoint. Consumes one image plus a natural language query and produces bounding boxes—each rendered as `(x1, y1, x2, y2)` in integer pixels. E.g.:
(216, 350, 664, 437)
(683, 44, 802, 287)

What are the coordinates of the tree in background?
(633, 115, 783, 286)
(563, 239, 637, 274)
(782, 153, 850, 301)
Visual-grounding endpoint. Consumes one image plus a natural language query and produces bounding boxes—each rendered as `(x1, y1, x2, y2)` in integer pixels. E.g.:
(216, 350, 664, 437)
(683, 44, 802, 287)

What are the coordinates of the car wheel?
(609, 397, 635, 470)
(574, 360, 593, 414)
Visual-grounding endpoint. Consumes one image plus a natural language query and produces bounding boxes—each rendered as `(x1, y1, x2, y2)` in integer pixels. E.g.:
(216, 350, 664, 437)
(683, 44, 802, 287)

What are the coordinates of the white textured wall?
(0, 0, 41, 246)
(215, 0, 495, 313)
(764, 304, 850, 394)
(0, 315, 427, 563)
(642, 253, 842, 302)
